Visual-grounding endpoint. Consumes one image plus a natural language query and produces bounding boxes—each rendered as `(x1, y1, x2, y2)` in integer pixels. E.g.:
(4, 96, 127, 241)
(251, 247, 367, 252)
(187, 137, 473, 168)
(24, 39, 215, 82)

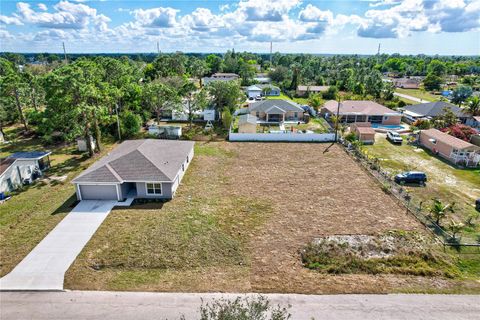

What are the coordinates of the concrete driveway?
(0, 200, 116, 291)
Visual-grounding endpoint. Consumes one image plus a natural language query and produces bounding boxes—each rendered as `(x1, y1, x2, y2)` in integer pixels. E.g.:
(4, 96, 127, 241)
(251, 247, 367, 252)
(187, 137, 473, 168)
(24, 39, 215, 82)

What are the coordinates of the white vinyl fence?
(229, 132, 336, 142)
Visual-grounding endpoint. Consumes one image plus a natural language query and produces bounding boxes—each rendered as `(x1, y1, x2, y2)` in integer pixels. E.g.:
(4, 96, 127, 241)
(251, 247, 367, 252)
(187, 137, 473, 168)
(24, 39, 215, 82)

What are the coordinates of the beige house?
(322, 100, 402, 125)
(419, 129, 480, 167)
(350, 122, 376, 144)
(393, 78, 420, 89)
(296, 85, 330, 96)
(249, 99, 305, 123)
(238, 114, 257, 133)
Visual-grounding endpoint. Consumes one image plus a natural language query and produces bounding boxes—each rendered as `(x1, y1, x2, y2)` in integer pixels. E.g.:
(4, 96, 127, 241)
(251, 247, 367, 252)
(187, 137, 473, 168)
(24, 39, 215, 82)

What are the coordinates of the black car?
(394, 171, 427, 185)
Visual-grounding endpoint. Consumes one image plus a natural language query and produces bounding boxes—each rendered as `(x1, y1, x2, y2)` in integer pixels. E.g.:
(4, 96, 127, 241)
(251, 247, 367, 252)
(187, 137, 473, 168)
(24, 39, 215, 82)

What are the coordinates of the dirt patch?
(221, 142, 423, 293)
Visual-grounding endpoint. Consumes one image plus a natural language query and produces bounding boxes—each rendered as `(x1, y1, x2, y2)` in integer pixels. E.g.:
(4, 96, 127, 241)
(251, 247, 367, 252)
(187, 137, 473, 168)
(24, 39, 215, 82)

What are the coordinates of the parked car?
(394, 171, 427, 185)
(255, 95, 262, 101)
(386, 131, 403, 144)
(476, 198, 480, 212)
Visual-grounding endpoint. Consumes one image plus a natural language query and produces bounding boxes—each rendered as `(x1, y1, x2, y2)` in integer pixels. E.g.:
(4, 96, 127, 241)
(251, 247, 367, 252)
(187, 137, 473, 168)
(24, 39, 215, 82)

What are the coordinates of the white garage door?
(79, 185, 118, 200)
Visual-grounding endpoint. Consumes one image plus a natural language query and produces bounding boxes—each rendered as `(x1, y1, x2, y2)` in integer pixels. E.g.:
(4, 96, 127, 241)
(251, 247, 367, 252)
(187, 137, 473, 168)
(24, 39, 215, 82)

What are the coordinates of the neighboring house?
(72, 139, 194, 201)
(419, 129, 480, 167)
(148, 125, 182, 139)
(321, 100, 402, 125)
(393, 78, 420, 89)
(296, 85, 330, 96)
(246, 84, 280, 98)
(0, 151, 52, 194)
(350, 122, 376, 144)
(238, 114, 257, 133)
(249, 99, 305, 123)
(202, 73, 239, 85)
(401, 101, 470, 124)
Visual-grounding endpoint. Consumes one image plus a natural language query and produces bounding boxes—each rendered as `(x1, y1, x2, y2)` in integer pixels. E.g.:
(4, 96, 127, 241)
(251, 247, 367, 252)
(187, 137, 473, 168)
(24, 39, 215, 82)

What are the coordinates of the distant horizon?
(1, 1, 479, 55)
(2, 51, 480, 58)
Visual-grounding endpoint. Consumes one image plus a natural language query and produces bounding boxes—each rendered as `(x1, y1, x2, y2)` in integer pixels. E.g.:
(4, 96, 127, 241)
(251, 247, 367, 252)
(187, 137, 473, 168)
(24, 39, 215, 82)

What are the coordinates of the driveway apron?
(0, 200, 116, 291)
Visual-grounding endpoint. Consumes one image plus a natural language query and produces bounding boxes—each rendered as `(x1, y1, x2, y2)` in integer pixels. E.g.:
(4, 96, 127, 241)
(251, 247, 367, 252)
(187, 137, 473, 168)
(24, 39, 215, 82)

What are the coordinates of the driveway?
(0, 200, 116, 291)
(1, 291, 479, 320)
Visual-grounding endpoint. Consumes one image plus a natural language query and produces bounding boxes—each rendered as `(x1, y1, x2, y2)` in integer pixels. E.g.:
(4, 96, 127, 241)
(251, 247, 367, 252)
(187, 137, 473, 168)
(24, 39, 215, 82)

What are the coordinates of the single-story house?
(246, 84, 280, 98)
(202, 73, 239, 85)
(72, 139, 194, 201)
(419, 129, 480, 167)
(321, 100, 402, 125)
(401, 101, 470, 124)
(393, 78, 420, 89)
(350, 122, 376, 144)
(296, 85, 330, 96)
(0, 151, 51, 194)
(238, 114, 257, 133)
(249, 99, 305, 123)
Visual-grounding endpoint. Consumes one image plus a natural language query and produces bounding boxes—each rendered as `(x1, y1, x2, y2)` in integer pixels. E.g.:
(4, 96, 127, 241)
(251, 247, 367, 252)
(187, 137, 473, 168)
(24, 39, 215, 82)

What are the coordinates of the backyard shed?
(351, 123, 376, 144)
(72, 139, 194, 200)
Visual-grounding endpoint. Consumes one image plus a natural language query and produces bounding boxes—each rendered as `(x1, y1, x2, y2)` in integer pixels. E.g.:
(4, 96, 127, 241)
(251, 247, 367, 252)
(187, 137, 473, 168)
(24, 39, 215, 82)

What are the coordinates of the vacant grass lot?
(395, 88, 441, 102)
(0, 127, 117, 277)
(65, 142, 479, 294)
(362, 134, 480, 242)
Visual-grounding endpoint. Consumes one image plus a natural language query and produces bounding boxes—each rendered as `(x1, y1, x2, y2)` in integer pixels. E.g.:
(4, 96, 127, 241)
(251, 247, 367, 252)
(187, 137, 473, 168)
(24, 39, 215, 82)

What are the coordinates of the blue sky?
(1, 0, 479, 55)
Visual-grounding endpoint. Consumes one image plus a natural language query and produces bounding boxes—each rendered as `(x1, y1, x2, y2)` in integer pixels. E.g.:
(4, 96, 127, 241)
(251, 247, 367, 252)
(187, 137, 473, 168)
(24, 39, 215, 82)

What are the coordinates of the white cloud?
(15, 1, 111, 30)
(0, 15, 23, 25)
(38, 3, 48, 11)
(133, 7, 178, 28)
(358, 0, 480, 38)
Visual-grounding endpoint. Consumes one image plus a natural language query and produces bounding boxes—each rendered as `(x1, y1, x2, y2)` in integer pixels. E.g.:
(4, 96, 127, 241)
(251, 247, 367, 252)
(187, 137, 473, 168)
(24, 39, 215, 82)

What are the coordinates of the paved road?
(1, 291, 479, 320)
(393, 92, 430, 103)
(0, 201, 116, 291)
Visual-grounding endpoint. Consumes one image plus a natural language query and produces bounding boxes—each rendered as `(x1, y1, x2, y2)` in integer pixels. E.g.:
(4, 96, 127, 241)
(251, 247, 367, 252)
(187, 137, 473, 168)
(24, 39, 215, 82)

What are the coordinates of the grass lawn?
(66, 142, 479, 294)
(362, 134, 480, 242)
(0, 126, 117, 277)
(266, 92, 309, 105)
(395, 88, 441, 102)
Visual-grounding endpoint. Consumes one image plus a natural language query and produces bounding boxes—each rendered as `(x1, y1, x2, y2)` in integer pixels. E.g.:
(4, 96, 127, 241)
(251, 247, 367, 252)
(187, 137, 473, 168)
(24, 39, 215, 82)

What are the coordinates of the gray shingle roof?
(402, 101, 468, 118)
(73, 139, 194, 183)
(249, 99, 304, 113)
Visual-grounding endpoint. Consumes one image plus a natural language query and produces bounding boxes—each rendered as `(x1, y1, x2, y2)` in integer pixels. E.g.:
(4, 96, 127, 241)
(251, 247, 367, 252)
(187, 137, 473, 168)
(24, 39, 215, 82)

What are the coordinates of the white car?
(386, 131, 403, 144)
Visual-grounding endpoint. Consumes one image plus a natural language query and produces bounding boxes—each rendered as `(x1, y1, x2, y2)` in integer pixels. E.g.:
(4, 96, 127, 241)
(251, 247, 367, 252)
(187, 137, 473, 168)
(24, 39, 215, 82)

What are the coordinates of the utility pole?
(115, 103, 121, 141)
(269, 41, 273, 68)
(157, 41, 160, 55)
(62, 42, 68, 64)
(334, 95, 341, 142)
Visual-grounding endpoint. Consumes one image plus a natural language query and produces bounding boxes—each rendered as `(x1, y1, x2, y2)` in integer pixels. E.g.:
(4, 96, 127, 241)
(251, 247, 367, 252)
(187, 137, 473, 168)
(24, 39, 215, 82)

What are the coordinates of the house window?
(294, 112, 298, 118)
(182, 164, 185, 171)
(146, 183, 162, 195)
(27, 167, 32, 174)
(256, 111, 259, 117)
(452, 148, 458, 154)
(186, 156, 189, 163)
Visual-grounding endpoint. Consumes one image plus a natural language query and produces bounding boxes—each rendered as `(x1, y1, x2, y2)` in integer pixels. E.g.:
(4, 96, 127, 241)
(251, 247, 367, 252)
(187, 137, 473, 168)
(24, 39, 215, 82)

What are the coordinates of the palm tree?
(429, 198, 455, 226)
(447, 219, 464, 240)
(466, 96, 480, 116)
(308, 94, 323, 112)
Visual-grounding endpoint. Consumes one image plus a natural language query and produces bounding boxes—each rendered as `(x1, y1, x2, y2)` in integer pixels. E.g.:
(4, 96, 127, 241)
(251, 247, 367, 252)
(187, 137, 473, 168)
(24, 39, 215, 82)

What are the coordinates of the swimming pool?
(371, 123, 407, 130)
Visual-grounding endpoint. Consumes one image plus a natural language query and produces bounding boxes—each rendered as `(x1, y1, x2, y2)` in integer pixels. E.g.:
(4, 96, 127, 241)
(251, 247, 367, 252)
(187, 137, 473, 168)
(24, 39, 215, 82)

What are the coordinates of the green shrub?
(120, 111, 141, 138)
